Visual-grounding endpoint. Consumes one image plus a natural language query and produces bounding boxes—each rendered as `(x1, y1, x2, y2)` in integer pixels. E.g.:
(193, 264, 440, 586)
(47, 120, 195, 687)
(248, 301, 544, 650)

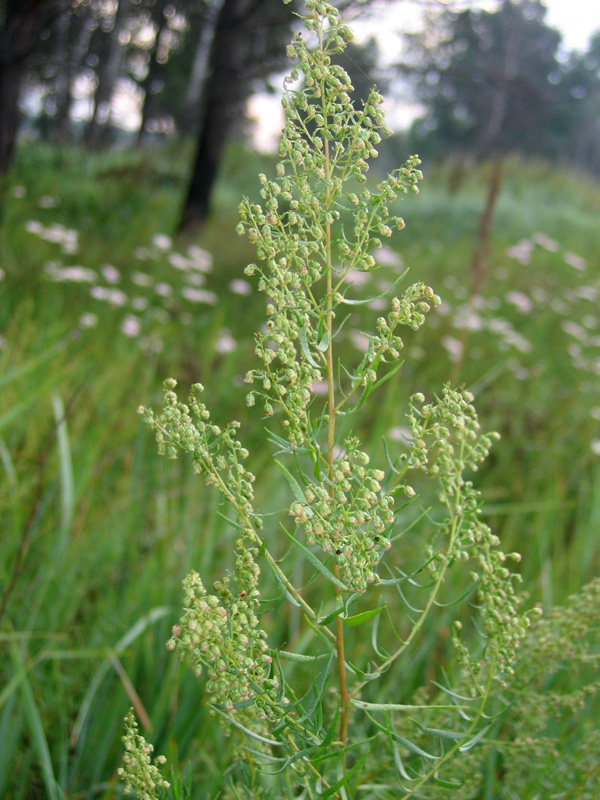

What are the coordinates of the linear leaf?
(365, 712, 439, 760)
(70, 607, 171, 747)
(275, 460, 309, 506)
(304, 613, 336, 648)
(52, 393, 74, 539)
(343, 605, 386, 627)
(318, 603, 345, 626)
(11, 645, 60, 800)
(281, 526, 347, 590)
(339, 269, 408, 306)
(211, 707, 284, 746)
(353, 700, 467, 713)
(432, 774, 466, 789)
(274, 650, 328, 663)
(299, 327, 321, 368)
(459, 724, 491, 752)
(316, 331, 330, 352)
(422, 727, 464, 740)
(320, 752, 368, 798)
(298, 649, 335, 723)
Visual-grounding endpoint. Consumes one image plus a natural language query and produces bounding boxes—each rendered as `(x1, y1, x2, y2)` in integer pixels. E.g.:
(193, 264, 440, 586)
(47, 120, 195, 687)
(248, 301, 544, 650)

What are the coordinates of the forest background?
(1, 0, 600, 797)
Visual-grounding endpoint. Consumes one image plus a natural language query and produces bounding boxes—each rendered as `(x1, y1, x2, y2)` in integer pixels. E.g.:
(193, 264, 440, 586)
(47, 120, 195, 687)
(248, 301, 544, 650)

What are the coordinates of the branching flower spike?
(130, 2, 532, 797)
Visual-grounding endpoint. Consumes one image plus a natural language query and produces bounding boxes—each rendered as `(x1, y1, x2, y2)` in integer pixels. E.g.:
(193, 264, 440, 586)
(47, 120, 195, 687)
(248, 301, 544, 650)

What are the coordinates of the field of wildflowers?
(1, 132, 599, 797)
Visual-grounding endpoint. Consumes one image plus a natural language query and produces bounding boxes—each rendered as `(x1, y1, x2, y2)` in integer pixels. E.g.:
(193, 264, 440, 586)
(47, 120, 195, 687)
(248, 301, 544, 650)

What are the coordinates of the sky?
(251, 0, 600, 151)
(543, 0, 600, 51)
(352, 0, 600, 60)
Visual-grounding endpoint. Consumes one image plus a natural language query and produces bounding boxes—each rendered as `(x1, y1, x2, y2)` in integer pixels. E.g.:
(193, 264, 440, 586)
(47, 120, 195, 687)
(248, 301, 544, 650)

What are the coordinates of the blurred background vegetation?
(0, 0, 599, 798)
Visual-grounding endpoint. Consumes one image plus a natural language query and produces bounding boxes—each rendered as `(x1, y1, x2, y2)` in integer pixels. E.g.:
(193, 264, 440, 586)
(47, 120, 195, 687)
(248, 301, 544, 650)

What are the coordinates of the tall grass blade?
(52, 393, 74, 550)
(10, 644, 61, 800)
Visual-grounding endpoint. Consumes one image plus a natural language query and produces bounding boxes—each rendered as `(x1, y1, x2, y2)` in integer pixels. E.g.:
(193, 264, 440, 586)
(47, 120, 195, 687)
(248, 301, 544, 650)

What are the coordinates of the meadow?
(1, 138, 599, 798)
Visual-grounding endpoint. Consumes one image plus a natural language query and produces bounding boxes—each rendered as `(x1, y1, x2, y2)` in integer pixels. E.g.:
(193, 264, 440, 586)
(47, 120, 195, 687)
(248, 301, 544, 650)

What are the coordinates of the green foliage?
(1, 10, 600, 800)
(119, 709, 170, 800)
(406, 0, 592, 164)
(131, 2, 593, 797)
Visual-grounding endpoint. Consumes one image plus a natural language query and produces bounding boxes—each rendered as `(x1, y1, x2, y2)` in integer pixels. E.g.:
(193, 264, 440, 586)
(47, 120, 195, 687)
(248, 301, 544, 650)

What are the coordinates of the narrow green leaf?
(422, 726, 464, 740)
(354, 377, 374, 411)
(211, 707, 283, 746)
(299, 327, 321, 368)
(364, 712, 438, 760)
(343, 605, 386, 627)
(274, 650, 329, 664)
(392, 742, 415, 782)
(432, 774, 466, 789)
(274, 460, 309, 506)
(382, 436, 401, 475)
(434, 578, 479, 608)
(371, 609, 389, 659)
(370, 358, 403, 394)
(318, 603, 345, 626)
(459, 724, 491, 752)
(70, 607, 171, 747)
(390, 505, 433, 544)
(320, 752, 368, 798)
(11, 645, 60, 800)
(347, 661, 383, 681)
(281, 526, 347, 590)
(52, 393, 74, 538)
(431, 682, 475, 703)
(339, 269, 408, 306)
(215, 511, 245, 531)
(353, 700, 466, 713)
(304, 614, 336, 648)
(298, 649, 335, 723)
(316, 331, 330, 352)
(266, 564, 302, 608)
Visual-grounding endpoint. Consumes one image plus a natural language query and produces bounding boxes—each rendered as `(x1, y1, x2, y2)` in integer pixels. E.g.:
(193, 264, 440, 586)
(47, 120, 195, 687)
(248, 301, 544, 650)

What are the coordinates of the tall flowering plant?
(123, 2, 533, 797)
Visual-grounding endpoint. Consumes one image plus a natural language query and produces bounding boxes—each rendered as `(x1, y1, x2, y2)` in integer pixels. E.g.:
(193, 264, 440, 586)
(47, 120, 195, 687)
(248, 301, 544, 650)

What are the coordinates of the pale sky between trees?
(249, 0, 600, 151)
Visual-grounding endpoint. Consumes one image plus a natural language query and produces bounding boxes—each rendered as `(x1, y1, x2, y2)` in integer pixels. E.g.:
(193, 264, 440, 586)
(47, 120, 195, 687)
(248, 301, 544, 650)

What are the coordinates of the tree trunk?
(86, 0, 131, 149)
(178, 0, 255, 232)
(136, 39, 160, 147)
(0, 0, 59, 177)
(54, 3, 97, 144)
(183, 0, 225, 132)
(469, 158, 504, 297)
(54, 0, 71, 143)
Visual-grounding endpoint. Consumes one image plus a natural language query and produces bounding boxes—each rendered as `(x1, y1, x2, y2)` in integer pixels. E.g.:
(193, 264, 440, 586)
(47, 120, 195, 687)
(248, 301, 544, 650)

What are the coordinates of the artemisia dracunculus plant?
(124, 2, 534, 797)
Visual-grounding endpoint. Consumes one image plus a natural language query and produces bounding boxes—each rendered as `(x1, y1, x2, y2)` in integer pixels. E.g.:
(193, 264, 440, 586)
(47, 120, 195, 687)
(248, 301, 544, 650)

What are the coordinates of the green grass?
(1, 141, 599, 798)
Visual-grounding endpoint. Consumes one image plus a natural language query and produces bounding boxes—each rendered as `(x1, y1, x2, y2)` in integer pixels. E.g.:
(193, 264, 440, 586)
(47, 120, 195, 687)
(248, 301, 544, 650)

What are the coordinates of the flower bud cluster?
(167, 569, 274, 713)
(139, 381, 274, 713)
(519, 577, 600, 672)
(407, 386, 528, 669)
(139, 379, 256, 515)
(288, 437, 400, 591)
(235, 8, 430, 444)
(339, 162, 422, 263)
(118, 709, 169, 800)
(349, 283, 441, 388)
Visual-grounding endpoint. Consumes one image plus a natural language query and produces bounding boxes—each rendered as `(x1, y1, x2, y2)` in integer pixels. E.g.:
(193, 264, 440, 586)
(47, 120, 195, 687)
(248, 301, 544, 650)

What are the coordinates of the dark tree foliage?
(405, 0, 591, 165)
(178, 1, 386, 230)
(0, 0, 61, 176)
(561, 32, 600, 175)
(179, 0, 298, 231)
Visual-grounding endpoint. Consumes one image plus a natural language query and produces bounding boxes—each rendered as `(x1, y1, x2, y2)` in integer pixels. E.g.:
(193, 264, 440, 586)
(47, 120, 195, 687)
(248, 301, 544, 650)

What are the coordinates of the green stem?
(349, 499, 461, 703)
(319, 17, 349, 771)
(398, 655, 497, 799)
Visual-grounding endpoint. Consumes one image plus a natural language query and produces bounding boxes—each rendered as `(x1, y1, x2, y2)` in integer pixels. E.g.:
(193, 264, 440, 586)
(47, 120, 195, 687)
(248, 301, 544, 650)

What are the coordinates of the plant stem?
(319, 20, 349, 763)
